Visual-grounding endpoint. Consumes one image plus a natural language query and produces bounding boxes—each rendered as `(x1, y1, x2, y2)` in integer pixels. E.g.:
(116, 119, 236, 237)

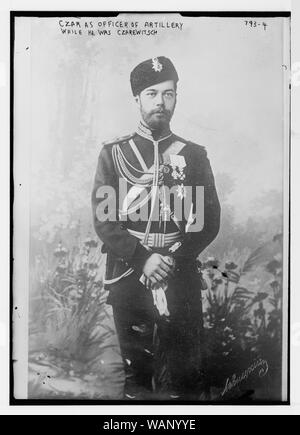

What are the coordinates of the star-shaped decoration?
(176, 184, 186, 199)
(152, 57, 163, 72)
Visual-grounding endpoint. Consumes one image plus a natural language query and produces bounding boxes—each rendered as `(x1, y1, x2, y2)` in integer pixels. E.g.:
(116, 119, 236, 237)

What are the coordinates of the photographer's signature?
(221, 357, 269, 397)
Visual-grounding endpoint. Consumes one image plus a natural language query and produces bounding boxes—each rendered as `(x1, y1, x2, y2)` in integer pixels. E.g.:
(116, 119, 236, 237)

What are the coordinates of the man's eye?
(165, 92, 174, 98)
(147, 92, 156, 97)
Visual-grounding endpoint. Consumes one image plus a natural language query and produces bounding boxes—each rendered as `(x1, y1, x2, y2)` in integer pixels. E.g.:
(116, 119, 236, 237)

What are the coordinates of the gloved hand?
(142, 253, 174, 289)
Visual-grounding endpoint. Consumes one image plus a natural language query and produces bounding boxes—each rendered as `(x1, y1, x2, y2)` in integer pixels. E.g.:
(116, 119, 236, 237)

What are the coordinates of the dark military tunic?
(91, 121, 220, 399)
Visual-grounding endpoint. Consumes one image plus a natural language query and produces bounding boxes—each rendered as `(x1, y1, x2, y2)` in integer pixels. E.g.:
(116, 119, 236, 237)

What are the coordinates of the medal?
(169, 154, 186, 181)
(176, 184, 186, 199)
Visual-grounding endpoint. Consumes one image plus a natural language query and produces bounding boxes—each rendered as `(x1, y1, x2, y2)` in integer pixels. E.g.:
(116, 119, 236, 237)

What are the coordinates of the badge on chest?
(164, 154, 186, 181)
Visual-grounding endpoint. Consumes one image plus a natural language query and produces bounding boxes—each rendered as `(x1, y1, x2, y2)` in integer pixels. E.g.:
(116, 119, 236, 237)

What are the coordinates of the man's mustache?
(151, 109, 171, 115)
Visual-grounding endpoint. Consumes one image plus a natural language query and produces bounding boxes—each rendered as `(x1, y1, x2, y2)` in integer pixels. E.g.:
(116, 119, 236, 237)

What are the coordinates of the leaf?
(225, 270, 240, 283)
(234, 286, 253, 294)
(265, 259, 281, 275)
(241, 245, 267, 274)
(225, 261, 238, 270)
(60, 277, 76, 284)
(61, 284, 78, 293)
(251, 292, 269, 304)
(232, 288, 254, 303)
(268, 297, 277, 308)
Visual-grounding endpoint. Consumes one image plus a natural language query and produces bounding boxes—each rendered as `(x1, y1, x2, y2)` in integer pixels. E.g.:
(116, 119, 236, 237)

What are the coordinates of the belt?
(128, 229, 182, 248)
(104, 230, 182, 286)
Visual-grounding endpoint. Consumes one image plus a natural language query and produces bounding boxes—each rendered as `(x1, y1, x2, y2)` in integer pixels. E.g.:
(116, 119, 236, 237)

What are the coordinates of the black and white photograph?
(12, 11, 290, 404)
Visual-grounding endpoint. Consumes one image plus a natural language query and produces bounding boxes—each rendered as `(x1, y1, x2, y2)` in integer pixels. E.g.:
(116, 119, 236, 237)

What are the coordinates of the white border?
(281, 14, 290, 403)
(12, 16, 31, 400)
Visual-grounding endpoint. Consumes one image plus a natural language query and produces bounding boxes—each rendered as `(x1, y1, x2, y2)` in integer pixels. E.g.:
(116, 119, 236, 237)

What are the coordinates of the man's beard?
(141, 107, 173, 132)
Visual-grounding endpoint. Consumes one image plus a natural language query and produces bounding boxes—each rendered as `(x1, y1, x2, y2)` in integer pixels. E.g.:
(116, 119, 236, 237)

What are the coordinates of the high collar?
(136, 120, 172, 143)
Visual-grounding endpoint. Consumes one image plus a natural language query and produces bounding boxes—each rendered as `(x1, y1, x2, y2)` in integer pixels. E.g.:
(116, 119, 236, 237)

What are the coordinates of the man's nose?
(155, 93, 164, 106)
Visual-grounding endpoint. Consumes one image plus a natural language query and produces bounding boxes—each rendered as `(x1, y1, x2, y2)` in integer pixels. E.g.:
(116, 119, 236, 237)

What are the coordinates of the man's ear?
(135, 95, 141, 107)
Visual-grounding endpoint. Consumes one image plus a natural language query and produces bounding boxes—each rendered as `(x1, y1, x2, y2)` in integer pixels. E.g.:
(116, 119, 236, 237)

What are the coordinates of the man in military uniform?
(91, 56, 220, 400)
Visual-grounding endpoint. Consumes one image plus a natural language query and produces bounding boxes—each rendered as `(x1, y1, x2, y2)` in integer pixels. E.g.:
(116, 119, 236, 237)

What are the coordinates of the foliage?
(28, 230, 284, 401)
(28, 238, 124, 399)
(198, 237, 283, 401)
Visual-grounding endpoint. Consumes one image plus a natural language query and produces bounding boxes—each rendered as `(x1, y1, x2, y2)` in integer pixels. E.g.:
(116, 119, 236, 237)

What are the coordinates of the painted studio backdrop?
(13, 13, 289, 401)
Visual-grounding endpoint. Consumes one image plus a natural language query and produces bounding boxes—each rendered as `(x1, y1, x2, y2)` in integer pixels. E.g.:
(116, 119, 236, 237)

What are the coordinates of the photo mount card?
(11, 11, 290, 404)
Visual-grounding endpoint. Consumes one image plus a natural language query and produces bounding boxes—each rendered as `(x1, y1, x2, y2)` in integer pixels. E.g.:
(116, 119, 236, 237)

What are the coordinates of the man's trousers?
(108, 269, 205, 399)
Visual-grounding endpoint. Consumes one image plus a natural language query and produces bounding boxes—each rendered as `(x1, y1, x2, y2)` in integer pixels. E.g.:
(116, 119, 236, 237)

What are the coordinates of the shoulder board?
(187, 141, 206, 153)
(174, 135, 206, 153)
(102, 132, 136, 147)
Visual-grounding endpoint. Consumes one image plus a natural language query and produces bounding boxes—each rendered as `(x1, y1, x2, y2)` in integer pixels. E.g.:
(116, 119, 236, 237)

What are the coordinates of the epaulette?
(174, 135, 206, 153)
(102, 132, 136, 147)
(187, 141, 206, 153)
